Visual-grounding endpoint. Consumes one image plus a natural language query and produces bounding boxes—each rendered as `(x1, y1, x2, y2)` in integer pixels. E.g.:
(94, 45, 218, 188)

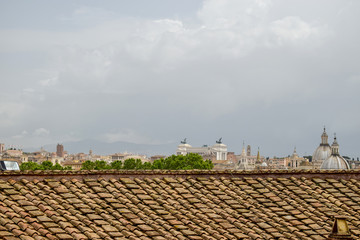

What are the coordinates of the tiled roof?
(1, 170, 360, 240)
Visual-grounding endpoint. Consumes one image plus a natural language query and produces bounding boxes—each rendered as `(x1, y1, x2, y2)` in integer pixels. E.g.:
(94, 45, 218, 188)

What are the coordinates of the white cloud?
(33, 128, 50, 137)
(269, 16, 323, 45)
(101, 129, 160, 145)
(197, 0, 272, 29)
(39, 76, 58, 87)
(12, 130, 28, 139)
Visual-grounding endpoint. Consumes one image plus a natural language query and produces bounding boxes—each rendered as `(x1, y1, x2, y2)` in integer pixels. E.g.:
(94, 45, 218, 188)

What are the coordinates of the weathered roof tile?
(0, 170, 360, 239)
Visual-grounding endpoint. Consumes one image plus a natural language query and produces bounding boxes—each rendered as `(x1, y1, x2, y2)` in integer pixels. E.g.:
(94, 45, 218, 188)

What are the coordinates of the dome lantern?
(321, 127, 329, 146)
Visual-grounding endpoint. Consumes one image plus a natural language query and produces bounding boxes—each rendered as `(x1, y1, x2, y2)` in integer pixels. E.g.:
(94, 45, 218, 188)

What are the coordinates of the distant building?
(267, 157, 287, 169)
(321, 135, 350, 170)
(227, 152, 236, 164)
(62, 159, 84, 170)
(56, 144, 64, 157)
(111, 153, 127, 161)
(246, 145, 251, 156)
(176, 138, 227, 161)
(4, 148, 23, 158)
(235, 143, 265, 170)
(150, 155, 167, 162)
(255, 148, 268, 170)
(236, 143, 250, 170)
(109, 153, 149, 163)
(0, 143, 4, 154)
(27, 151, 48, 164)
(312, 128, 331, 169)
(285, 147, 309, 169)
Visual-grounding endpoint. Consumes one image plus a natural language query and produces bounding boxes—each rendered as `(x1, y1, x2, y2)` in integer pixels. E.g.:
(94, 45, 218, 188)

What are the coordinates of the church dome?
(320, 135, 350, 170)
(313, 146, 331, 162)
(321, 155, 349, 170)
(261, 161, 268, 167)
(312, 128, 331, 163)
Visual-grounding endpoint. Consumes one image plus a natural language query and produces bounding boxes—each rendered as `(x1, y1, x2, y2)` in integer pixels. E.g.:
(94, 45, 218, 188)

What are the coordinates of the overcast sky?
(0, 0, 359, 158)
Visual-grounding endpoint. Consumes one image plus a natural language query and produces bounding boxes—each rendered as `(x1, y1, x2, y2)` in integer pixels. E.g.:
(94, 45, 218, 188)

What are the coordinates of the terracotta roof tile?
(1, 170, 360, 239)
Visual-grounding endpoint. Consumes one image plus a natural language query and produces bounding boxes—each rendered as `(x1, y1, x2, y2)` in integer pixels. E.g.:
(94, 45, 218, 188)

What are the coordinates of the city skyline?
(1, 128, 358, 160)
(1, 0, 359, 158)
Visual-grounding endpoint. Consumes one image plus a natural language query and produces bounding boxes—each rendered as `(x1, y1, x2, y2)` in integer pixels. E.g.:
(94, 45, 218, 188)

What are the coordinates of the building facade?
(176, 138, 228, 161)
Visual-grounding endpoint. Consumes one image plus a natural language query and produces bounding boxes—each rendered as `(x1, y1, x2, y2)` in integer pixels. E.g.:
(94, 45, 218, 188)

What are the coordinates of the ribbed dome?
(312, 145, 331, 162)
(320, 155, 349, 170)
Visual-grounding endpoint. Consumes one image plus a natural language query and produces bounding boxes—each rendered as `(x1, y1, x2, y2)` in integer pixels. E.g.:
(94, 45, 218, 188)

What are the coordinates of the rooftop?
(1, 170, 360, 240)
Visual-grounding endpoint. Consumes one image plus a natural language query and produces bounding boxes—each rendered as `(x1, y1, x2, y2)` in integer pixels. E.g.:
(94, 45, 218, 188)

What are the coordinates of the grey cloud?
(0, 0, 359, 158)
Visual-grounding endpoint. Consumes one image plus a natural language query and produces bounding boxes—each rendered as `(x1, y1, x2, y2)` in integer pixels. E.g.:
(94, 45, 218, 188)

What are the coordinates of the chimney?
(327, 216, 353, 240)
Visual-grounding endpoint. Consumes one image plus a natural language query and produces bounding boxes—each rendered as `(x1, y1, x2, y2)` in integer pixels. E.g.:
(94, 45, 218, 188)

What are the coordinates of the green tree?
(94, 160, 109, 170)
(20, 161, 41, 170)
(142, 162, 152, 170)
(20, 161, 72, 171)
(52, 163, 64, 170)
(41, 161, 53, 170)
(123, 158, 136, 169)
(110, 160, 123, 170)
(135, 159, 143, 169)
(151, 159, 164, 169)
(152, 153, 213, 170)
(81, 160, 95, 170)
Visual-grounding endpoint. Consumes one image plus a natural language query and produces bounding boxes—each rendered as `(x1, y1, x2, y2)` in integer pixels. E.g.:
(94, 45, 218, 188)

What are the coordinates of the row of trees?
(82, 153, 213, 170)
(20, 161, 72, 170)
(19, 153, 213, 171)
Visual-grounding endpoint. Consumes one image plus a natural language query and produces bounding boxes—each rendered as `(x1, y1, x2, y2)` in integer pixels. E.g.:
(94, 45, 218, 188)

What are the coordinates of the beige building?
(62, 159, 84, 170)
(285, 147, 310, 169)
(267, 157, 287, 169)
(1, 147, 28, 163)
